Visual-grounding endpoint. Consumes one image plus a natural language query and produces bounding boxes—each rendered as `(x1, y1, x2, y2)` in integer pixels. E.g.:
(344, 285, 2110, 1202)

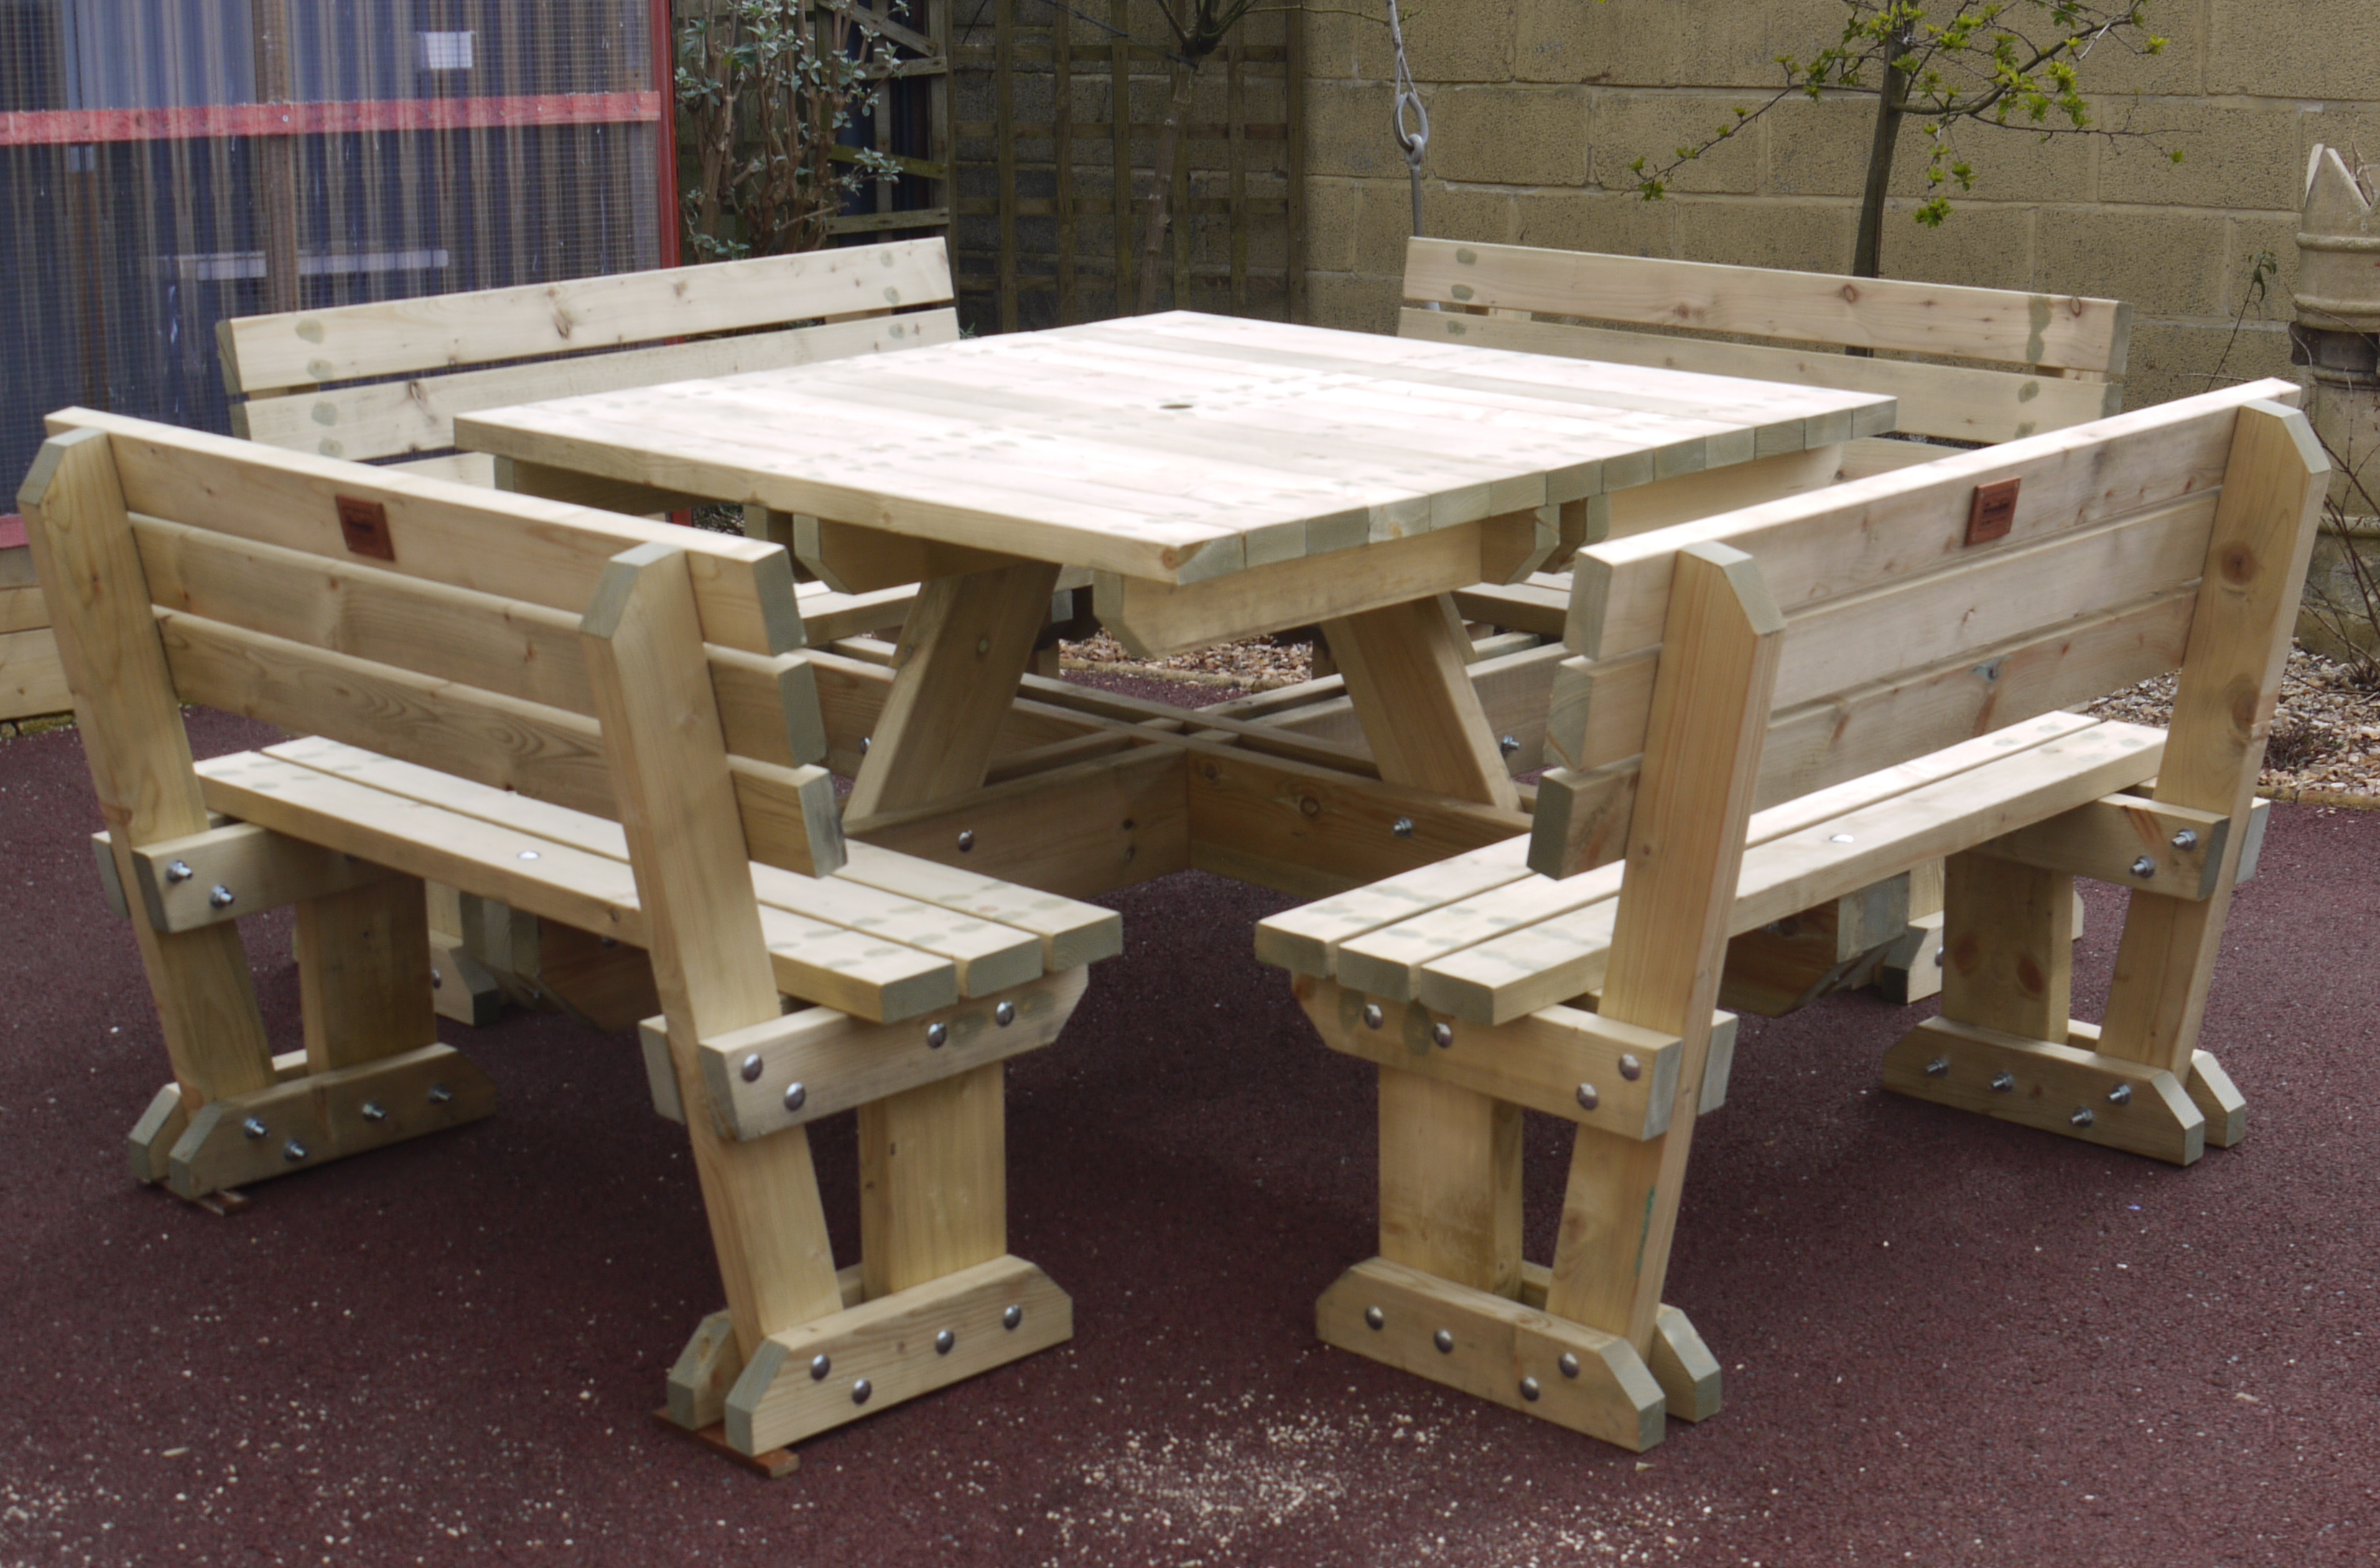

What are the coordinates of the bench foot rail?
(1319, 1257, 1668, 1451)
(725, 1253, 1072, 1456)
(1882, 1016, 2205, 1164)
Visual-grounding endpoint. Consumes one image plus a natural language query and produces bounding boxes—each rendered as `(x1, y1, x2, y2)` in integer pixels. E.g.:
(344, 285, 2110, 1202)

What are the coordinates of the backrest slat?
(1398, 306, 2120, 445)
(236, 309, 962, 465)
(46, 409, 801, 657)
(1547, 379, 2304, 806)
(220, 238, 956, 394)
(1405, 238, 2131, 374)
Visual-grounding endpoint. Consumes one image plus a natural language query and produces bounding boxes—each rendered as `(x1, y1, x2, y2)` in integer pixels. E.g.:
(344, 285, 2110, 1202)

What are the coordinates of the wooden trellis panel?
(952, 0, 1306, 332)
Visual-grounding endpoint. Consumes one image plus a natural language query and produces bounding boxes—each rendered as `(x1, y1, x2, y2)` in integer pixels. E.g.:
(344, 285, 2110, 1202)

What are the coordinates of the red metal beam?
(0, 91, 661, 147)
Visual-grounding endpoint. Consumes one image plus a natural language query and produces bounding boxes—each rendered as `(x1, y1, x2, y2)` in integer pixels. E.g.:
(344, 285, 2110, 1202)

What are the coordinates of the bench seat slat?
(266, 738, 1045, 1001)
(1413, 718, 2164, 1024)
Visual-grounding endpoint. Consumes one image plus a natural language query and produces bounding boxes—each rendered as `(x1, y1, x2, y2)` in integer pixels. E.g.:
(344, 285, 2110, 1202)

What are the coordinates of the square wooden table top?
(457, 312, 1897, 590)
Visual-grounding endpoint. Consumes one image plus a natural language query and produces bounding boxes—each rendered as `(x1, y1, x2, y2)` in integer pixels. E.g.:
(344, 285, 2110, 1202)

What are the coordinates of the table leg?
(1322, 593, 1520, 812)
(846, 560, 1063, 819)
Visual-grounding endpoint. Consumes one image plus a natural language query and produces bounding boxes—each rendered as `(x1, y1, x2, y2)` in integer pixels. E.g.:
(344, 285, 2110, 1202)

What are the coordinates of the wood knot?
(2219, 542, 2257, 585)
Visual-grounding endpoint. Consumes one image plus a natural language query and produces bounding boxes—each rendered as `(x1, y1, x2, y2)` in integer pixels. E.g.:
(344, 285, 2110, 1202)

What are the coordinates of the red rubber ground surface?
(3, 708, 2374, 1567)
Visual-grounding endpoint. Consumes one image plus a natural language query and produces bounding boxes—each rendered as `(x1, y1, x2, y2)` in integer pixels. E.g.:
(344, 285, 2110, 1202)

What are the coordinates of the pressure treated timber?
(123, 820, 396, 934)
(1404, 238, 2131, 374)
(165, 1042, 496, 1200)
(1882, 1016, 2205, 1164)
(727, 1253, 1072, 1455)
(1316, 1257, 1665, 1452)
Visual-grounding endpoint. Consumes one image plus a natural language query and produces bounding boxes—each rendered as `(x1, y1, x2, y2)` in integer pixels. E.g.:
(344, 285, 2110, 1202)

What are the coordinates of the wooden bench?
(218, 238, 964, 1019)
(0, 514, 70, 724)
(23, 409, 1118, 1465)
(1254, 379, 2320, 1451)
(1404, 237, 2134, 1011)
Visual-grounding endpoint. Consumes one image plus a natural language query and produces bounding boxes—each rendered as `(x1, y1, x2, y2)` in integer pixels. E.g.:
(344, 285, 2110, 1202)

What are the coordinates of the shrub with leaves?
(678, 0, 907, 260)
(1621, 1, 2175, 277)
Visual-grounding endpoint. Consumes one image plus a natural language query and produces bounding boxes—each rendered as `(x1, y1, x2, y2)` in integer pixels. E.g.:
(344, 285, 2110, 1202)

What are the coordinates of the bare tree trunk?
(1851, 22, 1914, 282)
(1136, 62, 1197, 315)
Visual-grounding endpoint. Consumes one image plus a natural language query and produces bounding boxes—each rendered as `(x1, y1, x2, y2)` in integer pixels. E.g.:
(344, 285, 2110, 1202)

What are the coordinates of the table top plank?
(459, 312, 1895, 588)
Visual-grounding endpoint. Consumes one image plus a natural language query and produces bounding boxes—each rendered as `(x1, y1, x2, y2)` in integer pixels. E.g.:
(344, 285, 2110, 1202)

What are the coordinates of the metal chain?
(1386, 0, 1428, 238)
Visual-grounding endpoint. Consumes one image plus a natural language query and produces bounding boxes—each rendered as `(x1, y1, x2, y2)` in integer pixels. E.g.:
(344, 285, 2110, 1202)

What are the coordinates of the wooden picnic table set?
(22, 235, 2324, 1470)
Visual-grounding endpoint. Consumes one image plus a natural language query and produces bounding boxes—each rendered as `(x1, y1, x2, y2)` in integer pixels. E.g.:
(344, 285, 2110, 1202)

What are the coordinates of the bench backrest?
(1400, 238, 2129, 446)
(1541, 377, 2317, 832)
(220, 238, 959, 481)
(25, 409, 842, 876)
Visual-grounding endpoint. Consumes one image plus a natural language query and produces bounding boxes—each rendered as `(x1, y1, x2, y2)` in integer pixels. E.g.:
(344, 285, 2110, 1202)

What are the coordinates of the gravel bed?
(2086, 647, 2380, 804)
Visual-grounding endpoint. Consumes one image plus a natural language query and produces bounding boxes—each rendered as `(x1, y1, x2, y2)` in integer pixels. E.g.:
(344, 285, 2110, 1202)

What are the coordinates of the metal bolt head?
(2129, 855, 2157, 879)
(430, 968, 443, 990)
(957, 829, 975, 853)
(935, 1329, 955, 1355)
(1989, 1071, 2015, 1094)
(1519, 1376, 1541, 1403)
(1576, 1082, 1599, 1111)
(282, 1139, 307, 1163)
(784, 1082, 807, 1113)
(517, 849, 539, 861)
(1391, 817, 1415, 839)
(164, 860, 194, 883)
(1363, 1306, 1385, 1331)
(1431, 1021, 1453, 1050)
(2107, 1083, 2133, 1106)
(1433, 1329, 1454, 1354)
(1924, 1056, 1951, 1077)
(208, 884, 236, 909)
(2171, 828, 2199, 852)
(860, 736, 871, 754)
(1002, 1304, 1023, 1331)
(1618, 1053, 1642, 1082)
(427, 1083, 454, 1105)
(1558, 1352, 1580, 1380)
(926, 1021, 949, 1049)
(1362, 1003, 1384, 1031)
(242, 1116, 267, 1141)
(975, 635, 991, 656)
(740, 1052, 764, 1084)
(810, 1353, 832, 1381)
(995, 1001, 1016, 1027)
(2070, 1107, 2096, 1128)
(1828, 832, 1856, 844)
(850, 1378, 873, 1406)
(1498, 734, 1520, 756)
(361, 1100, 387, 1123)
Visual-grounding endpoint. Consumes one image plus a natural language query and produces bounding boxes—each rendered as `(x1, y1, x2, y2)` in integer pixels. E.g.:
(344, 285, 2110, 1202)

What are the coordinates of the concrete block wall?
(1301, 0, 2380, 409)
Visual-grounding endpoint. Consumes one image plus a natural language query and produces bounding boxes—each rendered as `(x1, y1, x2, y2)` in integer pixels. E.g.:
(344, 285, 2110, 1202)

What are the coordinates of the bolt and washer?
(2130, 856, 2157, 878)
(1433, 1329, 1454, 1354)
(1431, 1022, 1453, 1049)
(2107, 1083, 2133, 1105)
(361, 1101, 387, 1123)
(2171, 828, 2198, 852)
(1498, 735, 1520, 756)
(740, 1052, 765, 1084)
(2070, 1108, 2096, 1128)
(1362, 1003, 1384, 1030)
(1558, 1352, 1581, 1380)
(164, 860, 194, 883)
(428, 1083, 454, 1105)
(208, 885, 236, 909)
(1519, 1376, 1541, 1403)
(282, 1140, 308, 1162)
(850, 1378, 873, 1406)
(810, 1354, 832, 1381)
(784, 1082, 807, 1113)
(1924, 1057, 1951, 1077)
(995, 1001, 1015, 1027)
(431, 969, 443, 990)
(242, 1117, 267, 1141)
(1003, 1304, 1023, 1330)
(957, 829, 975, 852)
(926, 1021, 949, 1049)
(1576, 1083, 1599, 1110)
(1989, 1072, 2015, 1093)
(1391, 817, 1414, 839)
(1364, 1306, 1385, 1331)
(935, 1330, 956, 1355)
(1618, 1053, 1642, 1082)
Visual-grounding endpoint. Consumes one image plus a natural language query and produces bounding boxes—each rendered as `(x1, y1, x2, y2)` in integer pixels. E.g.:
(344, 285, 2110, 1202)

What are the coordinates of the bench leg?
(1375, 1069, 1522, 1297)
